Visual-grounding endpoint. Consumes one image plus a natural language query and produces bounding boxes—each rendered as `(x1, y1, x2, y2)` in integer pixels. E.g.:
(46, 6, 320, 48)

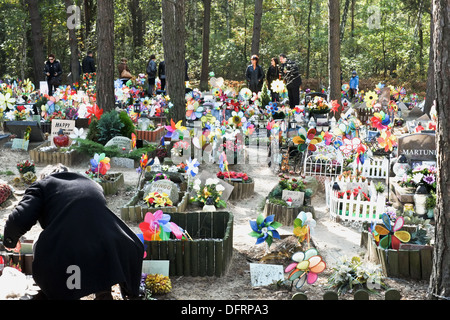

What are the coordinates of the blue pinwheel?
(249, 214, 282, 247)
(265, 102, 279, 115)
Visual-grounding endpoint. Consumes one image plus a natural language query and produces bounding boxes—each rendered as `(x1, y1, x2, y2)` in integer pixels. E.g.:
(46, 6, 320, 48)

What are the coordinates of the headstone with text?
(397, 133, 436, 162)
(50, 120, 75, 147)
(144, 179, 180, 205)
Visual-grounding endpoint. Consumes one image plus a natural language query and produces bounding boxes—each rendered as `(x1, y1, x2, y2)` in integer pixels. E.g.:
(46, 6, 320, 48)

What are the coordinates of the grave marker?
(397, 133, 436, 162)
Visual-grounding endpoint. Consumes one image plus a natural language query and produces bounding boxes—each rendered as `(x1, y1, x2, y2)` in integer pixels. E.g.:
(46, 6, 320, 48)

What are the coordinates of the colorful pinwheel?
(293, 211, 316, 244)
(249, 214, 282, 247)
(284, 248, 326, 289)
(392, 87, 406, 100)
(341, 83, 350, 93)
(139, 210, 184, 241)
(377, 129, 397, 152)
(339, 137, 362, 157)
(219, 152, 229, 173)
(265, 102, 279, 115)
(374, 213, 411, 250)
(165, 119, 186, 140)
(239, 88, 253, 101)
(330, 100, 340, 115)
(131, 133, 137, 150)
(370, 111, 390, 130)
(365, 90, 378, 108)
(90, 153, 111, 176)
(292, 128, 323, 152)
(321, 131, 333, 145)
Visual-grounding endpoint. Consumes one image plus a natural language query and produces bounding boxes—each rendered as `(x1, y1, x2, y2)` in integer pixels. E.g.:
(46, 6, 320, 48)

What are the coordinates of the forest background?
(0, 0, 430, 96)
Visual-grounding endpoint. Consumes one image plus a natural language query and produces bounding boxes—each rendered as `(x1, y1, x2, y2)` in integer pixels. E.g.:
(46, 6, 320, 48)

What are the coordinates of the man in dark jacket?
(158, 60, 166, 91)
(3, 164, 144, 300)
(146, 54, 157, 96)
(279, 53, 302, 107)
(245, 55, 265, 94)
(43, 54, 63, 96)
(82, 51, 96, 74)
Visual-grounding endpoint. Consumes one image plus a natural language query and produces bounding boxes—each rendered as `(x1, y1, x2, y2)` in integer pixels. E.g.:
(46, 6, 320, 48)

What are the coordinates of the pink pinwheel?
(285, 248, 326, 289)
(139, 210, 184, 241)
(321, 131, 333, 145)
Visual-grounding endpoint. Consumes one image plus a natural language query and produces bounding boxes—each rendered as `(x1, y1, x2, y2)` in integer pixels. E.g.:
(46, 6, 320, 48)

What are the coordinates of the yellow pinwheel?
(377, 129, 397, 152)
(374, 213, 410, 250)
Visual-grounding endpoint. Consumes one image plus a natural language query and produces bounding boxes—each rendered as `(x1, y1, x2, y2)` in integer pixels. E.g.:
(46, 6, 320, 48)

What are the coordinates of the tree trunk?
(65, 0, 80, 85)
(306, 0, 313, 79)
(96, 0, 115, 112)
(423, 7, 435, 116)
(251, 0, 263, 56)
(161, 0, 186, 124)
(129, 0, 144, 55)
(328, 0, 341, 105)
(200, 0, 211, 92)
(428, 0, 450, 301)
(25, 0, 46, 85)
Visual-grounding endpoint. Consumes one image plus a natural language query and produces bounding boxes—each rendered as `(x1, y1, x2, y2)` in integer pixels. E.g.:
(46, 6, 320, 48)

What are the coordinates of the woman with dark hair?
(245, 54, 265, 94)
(266, 57, 281, 102)
(43, 54, 63, 96)
(3, 164, 144, 300)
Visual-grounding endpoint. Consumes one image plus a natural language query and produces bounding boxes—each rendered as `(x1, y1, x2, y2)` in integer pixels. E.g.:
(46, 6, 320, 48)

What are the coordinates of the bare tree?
(96, 0, 115, 112)
(428, 0, 450, 301)
(25, 0, 46, 85)
(251, 0, 263, 56)
(161, 0, 186, 124)
(200, 0, 211, 92)
(328, 0, 341, 106)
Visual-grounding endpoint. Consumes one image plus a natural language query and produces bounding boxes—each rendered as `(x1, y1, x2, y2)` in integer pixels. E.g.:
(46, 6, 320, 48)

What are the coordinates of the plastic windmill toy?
(371, 213, 411, 250)
(284, 248, 326, 289)
(292, 127, 323, 152)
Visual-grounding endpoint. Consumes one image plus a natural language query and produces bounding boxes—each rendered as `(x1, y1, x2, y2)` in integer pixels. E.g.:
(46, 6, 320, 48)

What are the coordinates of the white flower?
(412, 173, 424, 184)
(193, 184, 201, 191)
(194, 178, 201, 185)
(216, 184, 225, 192)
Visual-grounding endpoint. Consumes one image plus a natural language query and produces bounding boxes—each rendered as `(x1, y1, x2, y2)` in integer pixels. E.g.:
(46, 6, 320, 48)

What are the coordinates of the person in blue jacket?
(349, 70, 359, 101)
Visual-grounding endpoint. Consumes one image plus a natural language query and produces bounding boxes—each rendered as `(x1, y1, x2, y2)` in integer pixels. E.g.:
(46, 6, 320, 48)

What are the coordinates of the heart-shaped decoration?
(210, 77, 224, 88)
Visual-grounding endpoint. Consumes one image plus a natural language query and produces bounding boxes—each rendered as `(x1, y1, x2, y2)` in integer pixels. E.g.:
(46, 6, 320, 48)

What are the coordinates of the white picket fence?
(303, 151, 344, 178)
(352, 156, 389, 181)
(325, 177, 385, 223)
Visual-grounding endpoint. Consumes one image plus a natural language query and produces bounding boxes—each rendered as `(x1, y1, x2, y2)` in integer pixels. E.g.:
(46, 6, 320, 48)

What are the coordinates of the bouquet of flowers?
(150, 173, 170, 183)
(399, 165, 437, 193)
(216, 171, 250, 182)
(144, 192, 173, 208)
(278, 173, 307, 192)
(17, 160, 35, 175)
(190, 178, 226, 208)
(327, 256, 386, 295)
(307, 96, 330, 114)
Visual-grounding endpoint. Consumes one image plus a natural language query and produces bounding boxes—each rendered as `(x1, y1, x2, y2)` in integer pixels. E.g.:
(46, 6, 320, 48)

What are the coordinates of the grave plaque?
(397, 133, 436, 162)
(105, 136, 133, 153)
(282, 190, 305, 207)
(144, 179, 179, 205)
(11, 138, 29, 151)
(50, 120, 75, 147)
(111, 157, 135, 169)
(249, 263, 285, 287)
(4, 121, 45, 142)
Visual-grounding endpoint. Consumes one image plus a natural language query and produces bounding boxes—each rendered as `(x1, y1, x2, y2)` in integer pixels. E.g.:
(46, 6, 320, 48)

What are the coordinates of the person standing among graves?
(266, 57, 281, 102)
(349, 70, 359, 101)
(43, 54, 63, 96)
(146, 54, 157, 97)
(2, 164, 144, 300)
(118, 57, 133, 83)
(278, 53, 302, 107)
(246, 54, 265, 95)
(82, 51, 96, 74)
(158, 60, 166, 91)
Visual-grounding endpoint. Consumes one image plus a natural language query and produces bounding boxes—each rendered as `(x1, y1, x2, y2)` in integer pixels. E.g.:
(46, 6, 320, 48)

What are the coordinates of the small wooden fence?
(292, 288, 402, 300)
(325, 177, 385, 223)
(144, 211, 234, 277)
(303, 151, 344, 179)
(353, 156, 389, 180)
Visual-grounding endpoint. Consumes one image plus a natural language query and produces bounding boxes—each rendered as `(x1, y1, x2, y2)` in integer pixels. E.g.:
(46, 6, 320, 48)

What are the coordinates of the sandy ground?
(0, 133, 430, 300)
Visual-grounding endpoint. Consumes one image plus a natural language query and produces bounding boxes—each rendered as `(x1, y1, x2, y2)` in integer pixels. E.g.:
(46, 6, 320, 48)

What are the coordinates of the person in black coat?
(43, 54, 63, 96)
(158, 60, 166, 91)
(245, 55, 265, 94)
(2, 164, 144, 300)
(146, 54, 157, 97)
(279, 53, 302, 107)
(266, 57, 281, 102)
(82, 51, 96, 74)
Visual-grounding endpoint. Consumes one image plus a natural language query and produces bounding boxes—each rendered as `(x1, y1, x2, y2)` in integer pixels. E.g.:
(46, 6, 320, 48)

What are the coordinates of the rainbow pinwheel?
(249, 214, 282, 248)
(139, 210, 184, 241)
(186, 100, 203, 120)
(341, 83, 350, 92)
(374, 213, 410, 250)
(392, 87, 406, 100)
(293, 211, 316, 244)
(165, 119, 186, 140)
(377, 129, 397, 152)
(293, 128, 323, 152)
(284, 248, 326, 289)
(370, 111, 390, 130)
(90, 153, 111, 175)
(330, 100, 340, 115)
